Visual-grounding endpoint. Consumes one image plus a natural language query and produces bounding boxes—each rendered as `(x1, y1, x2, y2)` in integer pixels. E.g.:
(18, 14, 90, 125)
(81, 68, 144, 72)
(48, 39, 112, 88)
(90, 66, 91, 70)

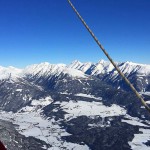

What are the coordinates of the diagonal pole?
(67, 0, 150, 113)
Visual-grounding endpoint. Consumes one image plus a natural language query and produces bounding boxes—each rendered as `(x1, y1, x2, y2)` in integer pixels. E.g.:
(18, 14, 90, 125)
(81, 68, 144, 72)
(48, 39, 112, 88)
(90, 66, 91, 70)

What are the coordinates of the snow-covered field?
(121, 115, 150, 150)
(56, 100, 126, 120)
(0, 94, 150, 150)
(129, 128, 150, 150)
(75, 93, 102, 100)
(0, 96, 90, 150)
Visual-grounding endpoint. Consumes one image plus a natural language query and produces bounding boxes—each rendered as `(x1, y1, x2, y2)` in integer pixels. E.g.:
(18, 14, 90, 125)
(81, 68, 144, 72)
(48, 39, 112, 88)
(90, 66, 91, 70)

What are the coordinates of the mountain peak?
(98, 59, 107, 64)
(0, 66, 22, 80)
(68, 60, 82, 69)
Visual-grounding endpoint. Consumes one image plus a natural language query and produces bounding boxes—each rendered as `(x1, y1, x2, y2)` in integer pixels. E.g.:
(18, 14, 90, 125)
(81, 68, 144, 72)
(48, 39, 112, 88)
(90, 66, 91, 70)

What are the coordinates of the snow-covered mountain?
(102, 61, 150, 92)
(68, 59, 114, 75)
(22, 62, 87, 79)
(0, 66, 22, 80)
(1, 60, 150, 92)
(0, 60, 150, 150)
(69, 60, 150, 92)
(69, 60, 150, 77)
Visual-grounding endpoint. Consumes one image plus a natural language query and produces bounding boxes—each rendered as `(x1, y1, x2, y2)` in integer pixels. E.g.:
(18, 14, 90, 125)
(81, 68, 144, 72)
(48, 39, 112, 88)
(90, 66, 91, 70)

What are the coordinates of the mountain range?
(0, 60, 150, 150)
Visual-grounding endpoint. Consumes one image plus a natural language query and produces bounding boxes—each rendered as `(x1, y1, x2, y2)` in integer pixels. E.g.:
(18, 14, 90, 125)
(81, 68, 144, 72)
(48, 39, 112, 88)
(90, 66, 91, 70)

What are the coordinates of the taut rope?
(67, 0, 150, 113)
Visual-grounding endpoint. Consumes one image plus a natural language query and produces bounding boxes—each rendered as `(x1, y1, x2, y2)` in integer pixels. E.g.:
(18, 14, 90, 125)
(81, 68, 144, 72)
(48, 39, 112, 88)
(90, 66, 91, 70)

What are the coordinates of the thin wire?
(67, 0, 150, 113)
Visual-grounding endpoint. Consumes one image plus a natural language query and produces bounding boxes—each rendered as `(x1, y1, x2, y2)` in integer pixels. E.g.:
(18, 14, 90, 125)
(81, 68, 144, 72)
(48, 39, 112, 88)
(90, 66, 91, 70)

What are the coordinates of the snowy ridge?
(104, 61, 150, 92)
(0, 66, 22, 80)
(0, 61, 150, 150)
(68, 59, 115, 75)
(68, 60, 93, 73)
(69, 60, 150, 92)
(21, 62, 87, 78)
(117, 61, 150, 76)
(22, 62, 66, 77)
(90, 59, 115, 75)
(69, 60, 150, 76)
(1, 60, 150, 81)
(0, 62, 87, 80)
(1, 60, 150, 92)
(107, 61, 150, 79)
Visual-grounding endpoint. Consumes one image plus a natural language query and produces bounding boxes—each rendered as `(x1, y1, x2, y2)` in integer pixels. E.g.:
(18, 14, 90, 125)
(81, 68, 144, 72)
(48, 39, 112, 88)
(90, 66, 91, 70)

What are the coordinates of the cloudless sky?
(0, 0, 150, 68)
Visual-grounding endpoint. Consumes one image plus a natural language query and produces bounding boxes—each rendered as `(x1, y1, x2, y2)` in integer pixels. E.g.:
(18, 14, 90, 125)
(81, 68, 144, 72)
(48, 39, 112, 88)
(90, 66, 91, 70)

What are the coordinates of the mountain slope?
(0, 61, 150, 150)
(102, 61, 150, 92)
(69, 60, 150, 92)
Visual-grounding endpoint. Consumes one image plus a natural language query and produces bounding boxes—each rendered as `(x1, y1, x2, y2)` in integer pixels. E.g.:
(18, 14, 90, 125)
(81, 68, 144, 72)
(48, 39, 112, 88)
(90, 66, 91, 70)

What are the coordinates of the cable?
(67, 0, 150, 113)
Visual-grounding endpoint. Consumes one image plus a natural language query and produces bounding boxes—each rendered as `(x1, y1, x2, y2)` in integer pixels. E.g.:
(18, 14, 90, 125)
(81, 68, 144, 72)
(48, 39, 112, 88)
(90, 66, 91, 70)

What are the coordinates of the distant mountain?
(0, 65, 22, 80)
(1, 60, 150, 93)
(0, 60, 150, 150)
(69, 60, 150, 92)
(68, 59, 114, 75)
(103, 61, 150, 92)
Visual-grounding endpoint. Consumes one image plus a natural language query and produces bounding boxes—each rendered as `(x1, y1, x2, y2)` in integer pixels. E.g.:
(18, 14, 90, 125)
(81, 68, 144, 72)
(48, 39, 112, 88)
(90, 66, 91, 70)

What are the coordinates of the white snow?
(60, 92, 71, 95)
(22, 62, 66, 77)
(1, 94, 150, 149)
(144, 92, 150, 96)
(16, 89, 22, 92)
(0, 66, 22, 80)
(58, 100, 126, 120)
(68, 60, 83, 70)
(121, 115, 150, 150)
(122, 119, 149, 127)
(68, 59, 115, 75)
(129, 128, 150, 150)
(118, 61, 150, 76)
(68, 59, 150, 77)
(0, 63, 67, 82)
(63, 68, 87, 78)
(146, 101, 150, 104)
(1, 60, 150, 84)
(122, 115, 150, 127)
(92, 59, 115, 75)
(0, 96, 90, 150)
(21, 62, 87, 79)
(75, 93, 102, 100)
(31, 96, 53, 106)
(68, 60, 92, 73)
(146, 79, 149, 84)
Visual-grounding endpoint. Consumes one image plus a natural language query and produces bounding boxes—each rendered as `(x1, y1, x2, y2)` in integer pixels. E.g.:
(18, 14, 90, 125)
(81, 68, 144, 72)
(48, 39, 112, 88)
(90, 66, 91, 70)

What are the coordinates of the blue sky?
(0, 0, 150, 68)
